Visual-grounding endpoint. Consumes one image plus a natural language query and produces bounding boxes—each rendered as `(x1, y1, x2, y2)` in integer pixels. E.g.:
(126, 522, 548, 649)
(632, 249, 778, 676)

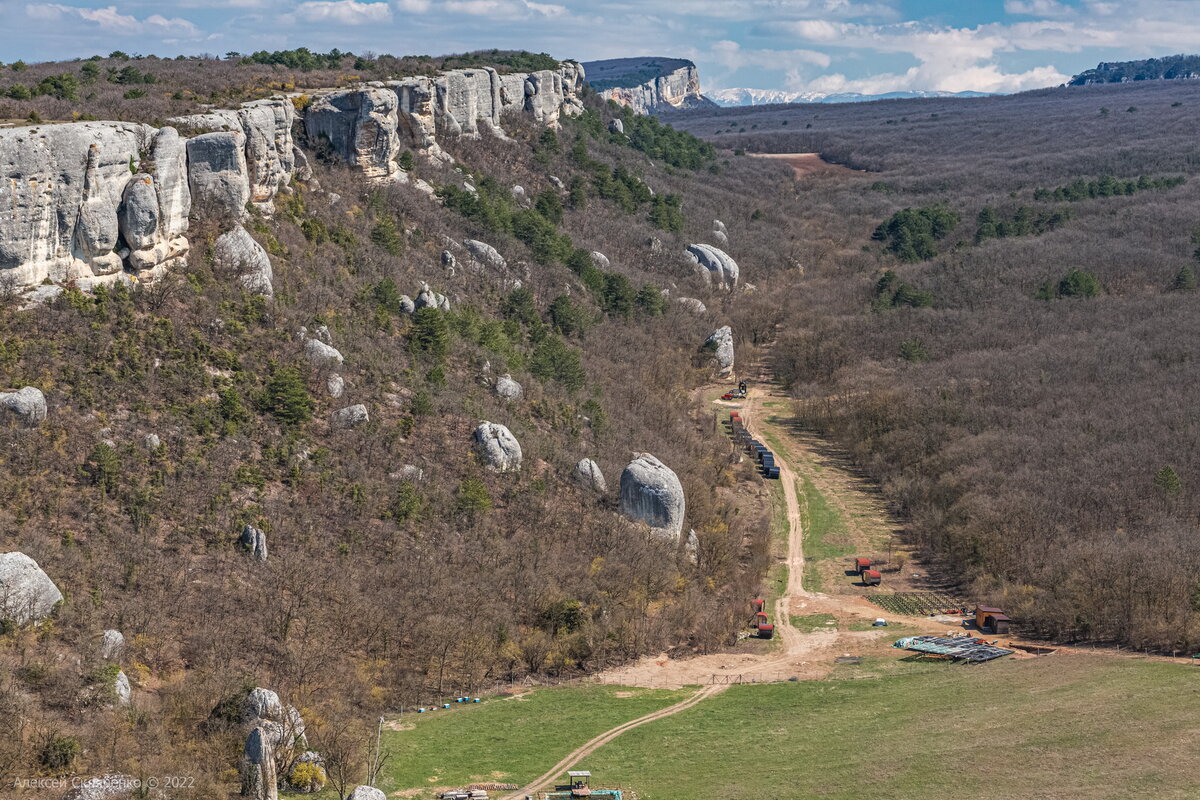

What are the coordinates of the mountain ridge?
(708, 87, 994, 107)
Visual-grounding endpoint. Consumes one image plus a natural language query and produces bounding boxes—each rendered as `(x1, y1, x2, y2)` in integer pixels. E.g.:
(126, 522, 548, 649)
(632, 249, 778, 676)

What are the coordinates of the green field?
(797, 475, 854, 592)
(376, 684, 690, 795)
(583, 655, 1200, 800)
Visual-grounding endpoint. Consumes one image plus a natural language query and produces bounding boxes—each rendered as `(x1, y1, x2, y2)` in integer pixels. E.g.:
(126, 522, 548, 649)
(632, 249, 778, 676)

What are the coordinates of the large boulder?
(685, 244, 740, 289)
(243, 687, 284, 723)
(241, 726, 279, 800)
(304, 339, 344, 366)
(239, 524, 268, 563)
(474, 422, 522, 472)
(118, 173, 159, 251)
(331, 404, 369, 429)
(213, 225, 273, 299)
(704, 326, 735, 375)
(0, 386, 47, 424)
(677, 297, 707, 315)
(185, 131, 250, 220)
(573, 458, 607, 493)
(464, 239, 506, 270)
(590, 251, 610, 269)
(100, 629, 125, 660)
(0, 552, 63, 624)
(347, 788, 386, 800)
(63, 776, 142, 800)
(494, 374, 523, 401)
(619, 454, 686, 542)
(113, 670, 132, 707)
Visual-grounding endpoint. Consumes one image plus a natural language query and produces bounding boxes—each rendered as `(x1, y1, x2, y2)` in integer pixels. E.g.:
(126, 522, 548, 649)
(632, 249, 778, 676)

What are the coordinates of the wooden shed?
(974, 606, 1011, 634)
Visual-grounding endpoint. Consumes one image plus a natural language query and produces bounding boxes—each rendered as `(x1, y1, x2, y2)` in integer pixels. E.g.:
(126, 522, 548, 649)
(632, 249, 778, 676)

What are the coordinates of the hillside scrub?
(0, 86, 780, 785)
(672, 77, 1200, 651)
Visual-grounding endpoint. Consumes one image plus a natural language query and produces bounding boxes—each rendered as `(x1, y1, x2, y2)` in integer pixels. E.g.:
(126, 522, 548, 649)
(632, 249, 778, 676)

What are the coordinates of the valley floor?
(363, 371, 1200, 800)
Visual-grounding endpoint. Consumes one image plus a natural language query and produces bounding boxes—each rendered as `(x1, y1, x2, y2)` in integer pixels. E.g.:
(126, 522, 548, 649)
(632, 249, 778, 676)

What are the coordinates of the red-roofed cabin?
(752, 598, 764, 612)
(855, 557, 872, 574)
(974, 606, 1011, 634)
(862, 569, 881, 586)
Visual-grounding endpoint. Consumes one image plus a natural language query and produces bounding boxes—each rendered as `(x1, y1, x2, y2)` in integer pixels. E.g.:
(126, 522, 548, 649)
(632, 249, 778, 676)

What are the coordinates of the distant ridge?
(708, 87, 993, 107)
(1069, 54, 1200, 85)
(582, 56, 717, 114)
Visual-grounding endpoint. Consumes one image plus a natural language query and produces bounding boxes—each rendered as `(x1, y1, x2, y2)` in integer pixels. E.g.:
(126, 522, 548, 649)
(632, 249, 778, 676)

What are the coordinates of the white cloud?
(25, 3, 202, 38)
(440, 0, 563, 17)
(1004, 0, 1071, 16)
(295, 0, 392, 24)
(394, 0, 432, 10)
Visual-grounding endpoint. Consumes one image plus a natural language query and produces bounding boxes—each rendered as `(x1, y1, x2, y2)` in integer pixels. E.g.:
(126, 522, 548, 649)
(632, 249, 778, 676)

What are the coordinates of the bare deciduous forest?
(0, 53, 787, 789)
(672, 78, 1200, 651)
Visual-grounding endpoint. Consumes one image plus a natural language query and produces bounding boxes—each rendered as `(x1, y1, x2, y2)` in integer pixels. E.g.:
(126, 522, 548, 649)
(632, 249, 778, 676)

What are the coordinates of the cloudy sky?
(5, 0, 1199, 94)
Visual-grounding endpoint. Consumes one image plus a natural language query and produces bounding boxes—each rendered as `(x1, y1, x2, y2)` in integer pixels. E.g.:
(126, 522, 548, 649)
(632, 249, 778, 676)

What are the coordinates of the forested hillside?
(673, 78, 1200, 651)
(1070, 54, 1200, 85)
(0, 54, 793, 790)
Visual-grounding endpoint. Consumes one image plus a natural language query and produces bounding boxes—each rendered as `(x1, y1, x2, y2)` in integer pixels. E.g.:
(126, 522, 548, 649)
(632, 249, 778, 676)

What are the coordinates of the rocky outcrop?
(415, 282, 450, 311)
(346, 788, 386, 800)
(304, 339, 344, 366)
(239, 524, 268, 563)
(474, 421, 522, 472)
(464, 239, 507, 270)
(0, 552, 63, 624)
(573, 458, 607, 493)
(0, 386, 47, 424)
(244, 687, 284, 723)
(619, 454, 685, 542)
(100, 629, 125, 660)
(590, 251, 610, 269)
(686, 244, 740, 289)
(213, 225, 274, 298)
(582, 57, 715, 115)
(677, 297, 708, 315)
(185, 132, 251, 220)
(242, 686, 306, 751)
(241, 727, 278, 800)
(63, 776, 143, 800)
(327, 374, 345, 398)
(0, 122, 192, 287)
(114, 670, 132, 707)
(704, 326, 735, 375)
(170, 98, 295, 214)
(304, 62, 584, 181)
(331, 404, 369, 429)
(494, 374, 523, 400)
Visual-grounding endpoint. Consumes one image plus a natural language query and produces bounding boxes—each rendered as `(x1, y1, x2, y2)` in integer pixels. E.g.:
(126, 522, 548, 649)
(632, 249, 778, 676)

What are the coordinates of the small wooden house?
(974, 606, 1011, 634)
(862, 569, 882, 586)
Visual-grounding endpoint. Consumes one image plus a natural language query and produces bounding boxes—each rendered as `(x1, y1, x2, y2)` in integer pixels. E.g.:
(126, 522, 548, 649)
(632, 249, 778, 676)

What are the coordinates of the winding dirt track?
(498, 684, 727, 800)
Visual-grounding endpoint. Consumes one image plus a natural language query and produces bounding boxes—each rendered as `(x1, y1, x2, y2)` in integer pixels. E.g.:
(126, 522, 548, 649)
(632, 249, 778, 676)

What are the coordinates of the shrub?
(873, 205, 960, 262)
(261, 367, 313, 426)
(409, 307, 450, 362)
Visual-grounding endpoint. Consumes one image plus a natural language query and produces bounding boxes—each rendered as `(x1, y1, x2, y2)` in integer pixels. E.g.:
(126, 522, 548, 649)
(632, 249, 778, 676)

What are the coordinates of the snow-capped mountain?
(708, 87, 993, 106)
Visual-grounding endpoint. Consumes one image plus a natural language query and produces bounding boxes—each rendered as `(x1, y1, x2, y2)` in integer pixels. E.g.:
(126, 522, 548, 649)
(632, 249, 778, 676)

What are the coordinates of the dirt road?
(498, 685, 727, 800)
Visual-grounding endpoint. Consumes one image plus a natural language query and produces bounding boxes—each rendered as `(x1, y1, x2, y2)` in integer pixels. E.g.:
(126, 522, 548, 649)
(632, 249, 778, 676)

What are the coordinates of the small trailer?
(862, 569, 882, 587)
(765, 466, 781, 479)
(854, 557, 872, 575)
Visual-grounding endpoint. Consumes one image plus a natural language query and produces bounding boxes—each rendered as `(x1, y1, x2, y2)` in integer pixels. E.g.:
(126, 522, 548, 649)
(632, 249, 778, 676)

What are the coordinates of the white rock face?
(239, 524, 268, 562)
(494, 374, 523, 400)
(474, 421, 522, 472)
(713, 219, 727, 234)
(331, 404, 369, 429)
(677, 297, 707, 314)
(573, 458, 607, 493)
(686, 244, 740, 289)
(327, 373, 345, 398)
(712, 229, 729, 246)
(213, 225, 274, 299)
(304, 338, 344, 366)
(144, 433, 161, 450)
(304, 62, 584, 181)
(705, 326, 735, 375)
(244, 687, 284, 723)
(186, 131, 250, 220)
(586, 59, 709, 114)
(347, 788, 386, 800)
(590, 251, 610, 269)
(619, 454, 686, 542)
(0, 386, 47, 424)
(63, 776, 141, 800)
(0, 121, 193, 287)
(609, 118, 624, 134)
(241, 727, 279, 800)
(0, 552, 63, 624)
(113, 670, 132, 707)
(171, 97, 296, 214)
(415, 282, 450, 311)
(100, 629, 125, 660)
(464, 239, 507, 270)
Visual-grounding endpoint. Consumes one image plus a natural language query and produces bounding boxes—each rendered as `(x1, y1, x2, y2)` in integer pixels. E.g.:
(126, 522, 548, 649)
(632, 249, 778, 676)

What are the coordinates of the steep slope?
(0, 51, 793, 791)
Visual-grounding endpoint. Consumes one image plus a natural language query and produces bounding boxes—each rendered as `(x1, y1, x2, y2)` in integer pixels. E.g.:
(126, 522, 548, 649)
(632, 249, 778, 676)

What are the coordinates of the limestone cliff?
(581, 57, 715, 114)
(0, 60, 586, 293)
(303, 61, 585, 180)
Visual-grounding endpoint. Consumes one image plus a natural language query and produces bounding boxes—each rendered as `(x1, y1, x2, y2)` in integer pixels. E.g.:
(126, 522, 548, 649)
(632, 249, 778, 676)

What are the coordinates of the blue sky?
(5, 0, 1200, 94)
